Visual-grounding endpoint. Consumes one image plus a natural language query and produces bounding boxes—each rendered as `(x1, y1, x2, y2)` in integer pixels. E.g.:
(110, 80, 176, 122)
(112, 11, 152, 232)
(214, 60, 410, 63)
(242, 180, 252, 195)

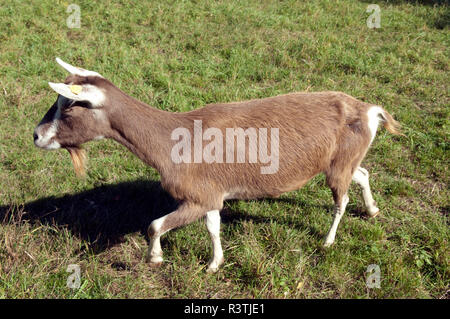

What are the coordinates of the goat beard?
(66, 147, 87, 177)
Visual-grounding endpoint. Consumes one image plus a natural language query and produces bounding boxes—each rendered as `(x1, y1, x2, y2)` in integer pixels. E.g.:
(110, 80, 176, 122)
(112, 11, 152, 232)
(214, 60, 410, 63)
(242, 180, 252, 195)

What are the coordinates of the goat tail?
(66, 147, 87, 177)
(379, 108, 403, 136)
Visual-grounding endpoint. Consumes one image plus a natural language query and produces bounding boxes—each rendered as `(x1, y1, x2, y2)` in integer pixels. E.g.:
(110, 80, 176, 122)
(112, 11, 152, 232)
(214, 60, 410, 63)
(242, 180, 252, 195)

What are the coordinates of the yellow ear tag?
(69, 85, 82, 95)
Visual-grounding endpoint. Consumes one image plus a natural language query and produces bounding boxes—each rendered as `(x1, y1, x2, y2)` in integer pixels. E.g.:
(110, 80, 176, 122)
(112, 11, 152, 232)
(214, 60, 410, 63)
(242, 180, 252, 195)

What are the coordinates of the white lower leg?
(324, 194, 349, 247)
(352, 167, 379, 216)
(147, 215, 167, 264)
(147, 236, 163, 263)
(205, 210, 224, 272)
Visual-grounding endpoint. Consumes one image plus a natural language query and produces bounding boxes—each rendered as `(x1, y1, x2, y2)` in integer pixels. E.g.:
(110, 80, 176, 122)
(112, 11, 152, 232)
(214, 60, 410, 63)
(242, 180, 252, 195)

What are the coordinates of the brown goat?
(34, 58, 401, 272)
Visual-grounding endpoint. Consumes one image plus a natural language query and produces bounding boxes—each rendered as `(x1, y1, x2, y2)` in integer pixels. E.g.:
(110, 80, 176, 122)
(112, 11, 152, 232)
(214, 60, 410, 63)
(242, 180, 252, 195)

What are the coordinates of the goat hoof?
(369, 211, 380, 218)
(206, 257, 224, 273)
(206, 266, 220, 274)
(146, 255, 163, 265)
(149, 261, 163, 268)
(368, 208, 380, 218)
(323, 241, 333, 248)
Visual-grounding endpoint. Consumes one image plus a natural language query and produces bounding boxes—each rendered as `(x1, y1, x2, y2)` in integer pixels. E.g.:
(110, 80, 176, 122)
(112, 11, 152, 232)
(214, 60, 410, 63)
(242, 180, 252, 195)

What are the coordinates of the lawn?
(0, 0, 448, 298)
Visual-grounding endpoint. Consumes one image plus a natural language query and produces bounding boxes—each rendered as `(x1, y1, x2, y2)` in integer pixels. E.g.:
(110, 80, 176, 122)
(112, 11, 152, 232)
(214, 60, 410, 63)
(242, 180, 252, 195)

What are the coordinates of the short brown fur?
(36, 71, 401, 270)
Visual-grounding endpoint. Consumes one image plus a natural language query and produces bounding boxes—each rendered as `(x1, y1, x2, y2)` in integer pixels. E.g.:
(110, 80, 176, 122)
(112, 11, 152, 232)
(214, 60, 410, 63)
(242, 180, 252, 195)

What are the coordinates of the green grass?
(0, 0, 448, 298)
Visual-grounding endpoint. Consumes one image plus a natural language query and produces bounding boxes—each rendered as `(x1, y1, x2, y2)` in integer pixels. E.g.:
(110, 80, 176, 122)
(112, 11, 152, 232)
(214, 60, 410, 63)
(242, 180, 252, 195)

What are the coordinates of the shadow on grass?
(222, 196, 371, 241)
(0, 180, 178, 253)
(221, 197, 333, 241)
(0, 179, 365, 254)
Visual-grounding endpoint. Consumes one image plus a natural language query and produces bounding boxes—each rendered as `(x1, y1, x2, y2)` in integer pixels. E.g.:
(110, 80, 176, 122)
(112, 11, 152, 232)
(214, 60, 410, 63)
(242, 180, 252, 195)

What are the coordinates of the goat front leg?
(205, 210, 224, 273)
(147, 217, 165, 265)
(146, 202, 206, 267)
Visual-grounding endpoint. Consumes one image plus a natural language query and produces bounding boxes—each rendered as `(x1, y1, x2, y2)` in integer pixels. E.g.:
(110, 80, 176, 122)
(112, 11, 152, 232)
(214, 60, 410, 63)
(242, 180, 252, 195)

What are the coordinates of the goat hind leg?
(324, 193, 349, 247)
(352, 167, 380, 217)
(324, 167, 352, 247)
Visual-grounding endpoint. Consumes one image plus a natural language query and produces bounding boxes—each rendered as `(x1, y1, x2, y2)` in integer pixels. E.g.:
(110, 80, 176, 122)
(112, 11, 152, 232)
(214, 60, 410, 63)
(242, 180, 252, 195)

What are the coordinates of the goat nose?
(33, 132, 38, 141)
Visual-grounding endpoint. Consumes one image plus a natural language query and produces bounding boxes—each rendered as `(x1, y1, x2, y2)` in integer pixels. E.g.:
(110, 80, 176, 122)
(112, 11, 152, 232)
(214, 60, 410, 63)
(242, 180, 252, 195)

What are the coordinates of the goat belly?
(222, 185, 285, 201)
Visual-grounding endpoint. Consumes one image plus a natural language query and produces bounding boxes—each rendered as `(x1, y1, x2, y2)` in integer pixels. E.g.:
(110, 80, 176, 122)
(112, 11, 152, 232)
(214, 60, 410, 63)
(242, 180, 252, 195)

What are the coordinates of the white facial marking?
(206, 209, 224, 272)
(34, 101, 61, 150)
(48, 82, 106, 108)
(82, 84, 106, 107)
(55, 57, 103, 78)
(45, 140, 61, 150)
(367, 106, 384, 144)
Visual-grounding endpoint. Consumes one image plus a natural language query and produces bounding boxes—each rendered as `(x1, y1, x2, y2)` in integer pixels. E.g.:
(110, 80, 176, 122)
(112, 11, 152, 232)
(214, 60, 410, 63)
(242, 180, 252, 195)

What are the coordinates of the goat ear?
(55, 57, 102, 78)
(48, 82, 106, 107)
